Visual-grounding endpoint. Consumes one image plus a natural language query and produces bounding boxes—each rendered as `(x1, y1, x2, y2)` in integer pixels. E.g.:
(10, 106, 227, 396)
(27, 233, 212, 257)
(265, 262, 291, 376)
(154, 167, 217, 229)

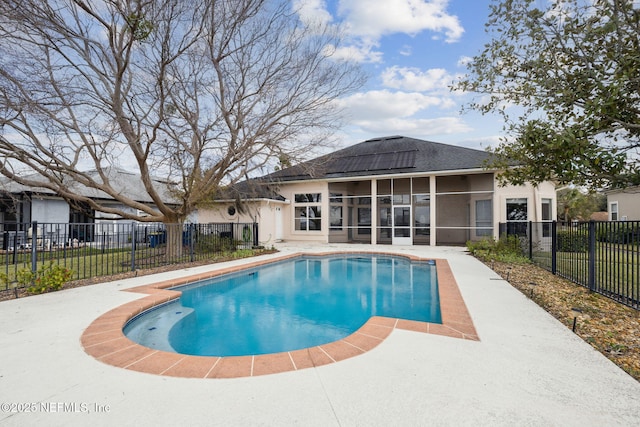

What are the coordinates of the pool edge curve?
(80, 251, 479, 379)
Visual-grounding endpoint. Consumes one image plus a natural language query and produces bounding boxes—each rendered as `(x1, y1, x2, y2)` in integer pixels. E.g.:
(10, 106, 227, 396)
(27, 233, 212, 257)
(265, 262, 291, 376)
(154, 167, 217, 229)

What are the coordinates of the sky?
(295, 0, 501, 152)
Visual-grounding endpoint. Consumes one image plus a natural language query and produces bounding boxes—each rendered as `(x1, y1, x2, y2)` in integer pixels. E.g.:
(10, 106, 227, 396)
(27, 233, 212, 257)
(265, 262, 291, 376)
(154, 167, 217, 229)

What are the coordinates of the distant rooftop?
(0, 167, 178, 204)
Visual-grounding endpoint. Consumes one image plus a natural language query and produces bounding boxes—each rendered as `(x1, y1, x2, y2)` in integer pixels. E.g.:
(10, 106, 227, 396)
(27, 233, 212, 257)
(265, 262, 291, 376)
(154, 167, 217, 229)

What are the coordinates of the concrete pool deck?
(0, 244, 639, 426)
(81, 253, 478, 378)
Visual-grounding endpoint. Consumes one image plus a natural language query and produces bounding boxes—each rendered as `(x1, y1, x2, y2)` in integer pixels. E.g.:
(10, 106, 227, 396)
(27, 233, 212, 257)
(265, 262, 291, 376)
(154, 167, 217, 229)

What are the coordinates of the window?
(506, 198, 528, 221)
(355, 198, 370, 234)
(0, 202, 18, 232)
(329, 193, 343, 231)
(295, 193, 321, 203)
(294, 193, 322, 231)
(542, 198, 552, 237)
(378, 207, 392, 239)
(330, 206, 342, 230)
(541, 199, 552, 221)
(413, 194, 430, 236)
(295, 206, 321, 230)
(393, 206, 410, 237)
(475, 199, 492, 237)
(377, 197, 392, 240)
(610, 202, 618, 221)
(506, 198, 527, 235)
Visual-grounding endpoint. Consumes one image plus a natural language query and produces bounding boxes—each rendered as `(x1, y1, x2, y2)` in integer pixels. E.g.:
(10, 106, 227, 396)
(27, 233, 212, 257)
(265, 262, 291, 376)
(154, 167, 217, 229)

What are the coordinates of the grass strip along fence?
(0, 221, 260, 293)
(500, 220, 640, 310)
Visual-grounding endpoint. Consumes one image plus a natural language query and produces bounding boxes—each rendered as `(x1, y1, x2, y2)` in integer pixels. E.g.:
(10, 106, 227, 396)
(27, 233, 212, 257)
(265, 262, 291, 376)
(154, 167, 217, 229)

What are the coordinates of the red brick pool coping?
(81, 252, 478, 378)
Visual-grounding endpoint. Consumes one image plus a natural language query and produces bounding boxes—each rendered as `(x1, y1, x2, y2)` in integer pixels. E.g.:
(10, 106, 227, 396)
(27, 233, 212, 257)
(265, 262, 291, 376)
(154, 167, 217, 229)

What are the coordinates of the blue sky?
(295, 0, 502, 151)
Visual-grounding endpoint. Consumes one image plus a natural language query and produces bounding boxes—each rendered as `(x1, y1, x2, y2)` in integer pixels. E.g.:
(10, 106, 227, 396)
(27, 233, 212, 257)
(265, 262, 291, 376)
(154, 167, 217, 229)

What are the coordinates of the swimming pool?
(124, 254, 441, 357)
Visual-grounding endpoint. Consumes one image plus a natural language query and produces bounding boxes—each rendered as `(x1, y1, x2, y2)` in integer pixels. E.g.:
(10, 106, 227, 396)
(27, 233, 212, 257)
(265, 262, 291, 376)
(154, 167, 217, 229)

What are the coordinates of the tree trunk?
(165, 222, 183, 261)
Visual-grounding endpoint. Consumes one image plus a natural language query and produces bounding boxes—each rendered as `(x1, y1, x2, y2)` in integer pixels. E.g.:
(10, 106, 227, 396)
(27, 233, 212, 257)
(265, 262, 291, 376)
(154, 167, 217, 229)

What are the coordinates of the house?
(200, 136, 557, 246)
(606, 186, 640, 221)
(0, 168, 181, 248)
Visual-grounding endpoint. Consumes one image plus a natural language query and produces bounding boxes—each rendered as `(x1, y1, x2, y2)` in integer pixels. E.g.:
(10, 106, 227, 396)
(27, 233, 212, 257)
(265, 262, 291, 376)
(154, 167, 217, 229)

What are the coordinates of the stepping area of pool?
(81, 253, 478, 378)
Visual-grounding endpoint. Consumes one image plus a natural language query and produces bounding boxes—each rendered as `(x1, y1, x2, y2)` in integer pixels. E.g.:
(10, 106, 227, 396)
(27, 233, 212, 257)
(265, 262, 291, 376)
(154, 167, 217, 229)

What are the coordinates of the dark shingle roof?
(264, 136, 492, 182)
(215, 179, 286, 201)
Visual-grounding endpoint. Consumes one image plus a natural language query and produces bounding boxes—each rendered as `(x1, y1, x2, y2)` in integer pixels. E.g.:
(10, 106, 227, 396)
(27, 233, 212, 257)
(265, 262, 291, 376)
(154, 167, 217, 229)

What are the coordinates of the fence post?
(588, 220, 596, 292)
(253, 222, 258, 247)
(551, 221, 557, 274)
(130, 222, 136, 272)
(31, 221, 38, 275)
(189, 223, 195, 262)
(528, 221, 533, 259)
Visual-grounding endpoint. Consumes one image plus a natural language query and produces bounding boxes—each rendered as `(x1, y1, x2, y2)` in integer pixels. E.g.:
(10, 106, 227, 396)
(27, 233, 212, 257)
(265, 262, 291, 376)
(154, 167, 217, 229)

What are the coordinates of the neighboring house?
(200, 136, 557, 246)
(0, 168, 181, 247)
(606, 186, 640, 221)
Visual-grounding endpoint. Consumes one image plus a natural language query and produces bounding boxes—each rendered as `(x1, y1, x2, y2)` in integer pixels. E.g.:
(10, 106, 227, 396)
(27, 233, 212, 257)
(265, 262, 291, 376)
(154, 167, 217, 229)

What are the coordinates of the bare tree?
(0, 0, 363, 255)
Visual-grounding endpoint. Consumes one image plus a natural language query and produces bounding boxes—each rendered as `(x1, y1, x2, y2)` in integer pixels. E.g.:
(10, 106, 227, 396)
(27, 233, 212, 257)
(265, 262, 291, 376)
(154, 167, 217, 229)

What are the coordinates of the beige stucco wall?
(494, 181, 556, 223)
(607, 189, 640, 221)
(276, 181, 329, 243)
(197, 199, 287, 246)
(201, 174, 556, 246)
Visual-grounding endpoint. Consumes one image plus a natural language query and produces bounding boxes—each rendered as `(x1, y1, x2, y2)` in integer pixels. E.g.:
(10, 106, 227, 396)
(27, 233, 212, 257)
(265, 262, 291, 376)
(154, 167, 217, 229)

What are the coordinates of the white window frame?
(506, 198, 528, 222)
(294, 193, 322, 232)
(609, 201, 618, 221)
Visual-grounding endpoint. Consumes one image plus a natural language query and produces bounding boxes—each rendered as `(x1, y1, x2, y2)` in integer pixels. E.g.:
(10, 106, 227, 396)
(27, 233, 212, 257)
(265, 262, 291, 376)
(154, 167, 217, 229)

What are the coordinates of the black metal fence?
(0, 221, 259, 292)
(500, 221, 640, 310)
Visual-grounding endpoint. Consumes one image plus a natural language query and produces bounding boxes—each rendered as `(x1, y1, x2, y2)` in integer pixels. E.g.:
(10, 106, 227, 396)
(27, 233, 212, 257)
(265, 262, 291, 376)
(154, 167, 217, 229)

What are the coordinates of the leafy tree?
(0, 0, 363, 256)
(456, 0, 640, 188)
(557, 187, 607, 221)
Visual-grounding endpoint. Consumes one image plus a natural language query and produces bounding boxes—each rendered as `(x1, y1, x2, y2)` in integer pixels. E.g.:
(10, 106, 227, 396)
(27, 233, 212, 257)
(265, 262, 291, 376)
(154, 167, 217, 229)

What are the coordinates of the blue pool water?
(124, 255, 441, 357)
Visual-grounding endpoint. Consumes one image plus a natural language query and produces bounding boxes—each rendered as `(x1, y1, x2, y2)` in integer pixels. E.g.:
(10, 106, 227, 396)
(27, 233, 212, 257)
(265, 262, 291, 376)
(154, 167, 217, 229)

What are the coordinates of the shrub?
(22, 261, 74, 294)
(466, 234, 529, 264)
(596, 223, 639, 244)
(556, 230, 588, 252)
(0, 271, 9, 289)
(195, 235, 236, 253)
(16, 268, 35, 287)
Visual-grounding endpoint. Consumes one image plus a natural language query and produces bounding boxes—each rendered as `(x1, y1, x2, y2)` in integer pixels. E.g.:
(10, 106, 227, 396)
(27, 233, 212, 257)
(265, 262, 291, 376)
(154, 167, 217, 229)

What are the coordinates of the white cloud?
(295, 0, 464, 64)
(351, 116, 472, 136)
(457, 55, 473, 67)
(399, 45, 412, 56)
(293, 0, 333, 26)
(380, 66, 457, 92)
(326, 40, 384, 63)
(332, 87, 479, 142)
(337, 0, 464, 42)
(336, 90, 452, 121)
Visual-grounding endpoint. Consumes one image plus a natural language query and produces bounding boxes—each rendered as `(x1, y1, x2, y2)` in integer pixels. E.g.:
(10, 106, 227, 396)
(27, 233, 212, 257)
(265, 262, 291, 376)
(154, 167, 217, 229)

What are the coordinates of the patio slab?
(0, 244, 638, 426)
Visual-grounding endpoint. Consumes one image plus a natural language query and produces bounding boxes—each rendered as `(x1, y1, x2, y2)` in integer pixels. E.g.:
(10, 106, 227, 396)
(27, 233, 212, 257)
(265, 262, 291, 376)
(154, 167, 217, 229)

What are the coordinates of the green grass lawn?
(532, 242, 639, 306)
(0, 241, 264, 292)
